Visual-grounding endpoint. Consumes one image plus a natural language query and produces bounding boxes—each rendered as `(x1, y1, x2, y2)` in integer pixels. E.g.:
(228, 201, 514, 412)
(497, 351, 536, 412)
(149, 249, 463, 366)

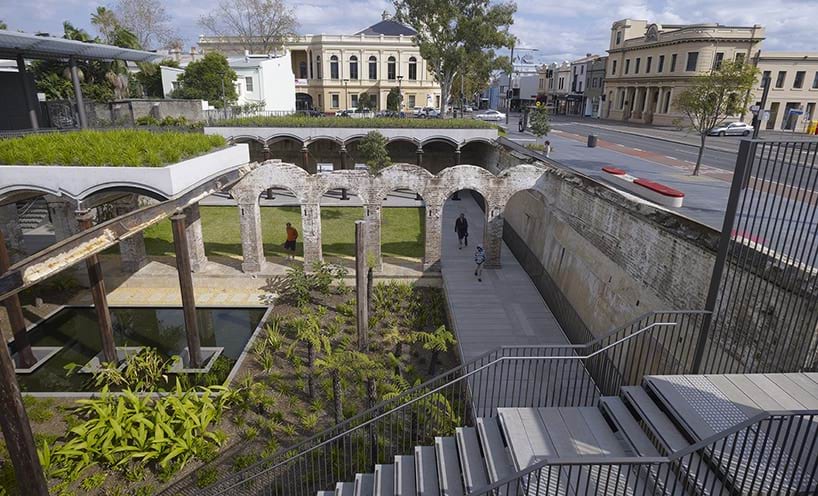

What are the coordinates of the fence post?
(692, 139, 756, 373)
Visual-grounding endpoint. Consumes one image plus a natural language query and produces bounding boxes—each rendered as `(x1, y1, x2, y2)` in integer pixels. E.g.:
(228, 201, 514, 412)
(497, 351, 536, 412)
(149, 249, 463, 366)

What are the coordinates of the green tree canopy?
(394, 0, 516, 117)
(171, 53, 238, 108)
(675, 60, 759, 175)
(0, 20, 8, 30)
(528, 101, 550, 138)
(386, 87, 401, 111)
(357, 131, 391, 173)
(134, 59, 179, 98)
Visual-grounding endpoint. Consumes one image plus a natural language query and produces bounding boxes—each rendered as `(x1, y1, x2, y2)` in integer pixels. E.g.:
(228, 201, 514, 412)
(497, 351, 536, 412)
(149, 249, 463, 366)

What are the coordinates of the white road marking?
(633, 148, 644, 152)
(684, 160, 695, 164)
(665, 155, 676, 159)
(617, 143, 626, 147)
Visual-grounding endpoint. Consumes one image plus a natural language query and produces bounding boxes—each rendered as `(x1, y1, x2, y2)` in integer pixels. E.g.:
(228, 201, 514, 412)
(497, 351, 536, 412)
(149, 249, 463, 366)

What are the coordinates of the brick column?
(46, 197, 80, 241)
(182, 204, 207, 272)
(301, 147, 310, 171)
(423, 201, 442, 270)
(454, 149, 461, 165)
(112, 195, 147, 273)
(416, 146, 424, 168)
(483, 201, 506, 269)
(301, 202, 323, 266)
(0, 204, 25, 263)
(364, 203, 382, 270)
(239, 201, 264, 273)
(262, 144, 272, 161)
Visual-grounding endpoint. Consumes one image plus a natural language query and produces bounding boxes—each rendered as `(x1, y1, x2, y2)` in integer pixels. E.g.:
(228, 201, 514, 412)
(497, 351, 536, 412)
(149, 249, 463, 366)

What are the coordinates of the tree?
(386, 87, 401, 111)
(412, 325, 455, 375)
(171, 52, 238, 108)
(357, 131, 391, 173)
(91, 6, 119, 43)
(675, 60, 759, 175)
(288, 315, 329, 400)
(394, 0, 516, 117)
(199, 0, 298, 54)
(114, 0, 174, 49)
(134, 59, 179, 97)
(315, 346, 357, 423)
(0, 20, 8, 30)
(529, 101, 551, 139)
(358, 92, 372, 110)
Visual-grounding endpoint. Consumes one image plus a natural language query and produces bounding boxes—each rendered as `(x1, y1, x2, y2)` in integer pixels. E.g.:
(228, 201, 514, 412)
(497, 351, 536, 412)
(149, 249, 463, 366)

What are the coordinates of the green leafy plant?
(412, 325, 456, 375)
(23, 396, 55, 423)
(79, 472, 107, 490)
(528, 101, 551, 138)
(210, 116, 496, 128)
(196, 466, 219, 488)
(357, 131, 391, 173)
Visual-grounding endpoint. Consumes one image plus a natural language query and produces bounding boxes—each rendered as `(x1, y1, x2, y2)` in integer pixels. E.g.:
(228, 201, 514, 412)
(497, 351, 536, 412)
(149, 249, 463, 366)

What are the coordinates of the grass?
(142, 205, 424, 260)
(210, 115, 497, 129)
(0, 130, 226, 167)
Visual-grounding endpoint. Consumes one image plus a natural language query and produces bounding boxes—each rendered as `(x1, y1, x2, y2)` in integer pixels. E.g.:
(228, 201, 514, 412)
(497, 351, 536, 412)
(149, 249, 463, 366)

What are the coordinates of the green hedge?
(210, 115, 498, 129)
(0, 130, 226, 167)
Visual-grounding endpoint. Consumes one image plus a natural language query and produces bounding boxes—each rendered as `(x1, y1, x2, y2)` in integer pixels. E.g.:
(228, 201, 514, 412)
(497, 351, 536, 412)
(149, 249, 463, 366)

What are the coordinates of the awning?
(0, 29, 160, 62)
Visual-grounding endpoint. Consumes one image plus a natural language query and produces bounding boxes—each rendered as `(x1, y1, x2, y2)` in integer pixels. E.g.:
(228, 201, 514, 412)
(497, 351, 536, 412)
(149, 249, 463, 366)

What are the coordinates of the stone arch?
(266, 134, 305, 147)
(230, 135, 268, 163)
(265, 135, 306, 166)
(372, 163, 433, 201)
(459, 139, 499, 169)
(496, 164, 548, 205)
(311, 170, 373, 204)
(386, 138, 420, 165)
(429, 165, 496, 205)
(420, 135, 459, 149)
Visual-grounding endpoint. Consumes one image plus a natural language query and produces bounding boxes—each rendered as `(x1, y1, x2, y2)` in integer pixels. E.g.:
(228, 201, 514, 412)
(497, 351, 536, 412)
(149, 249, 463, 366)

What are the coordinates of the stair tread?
(455, 427, 489, 492)
(374, 464, 394, 496)
(354, 473, 373, 496)
(435, 436, 464, 496)
(600, 396, 660, 457)
(317, 492, 335, 496)
(336, 482, 354, 496)
(393, 455, 415, 496)
(498, 407, 555, 469)
(415, 446, 439, 496)
(476, 417, 513, 484)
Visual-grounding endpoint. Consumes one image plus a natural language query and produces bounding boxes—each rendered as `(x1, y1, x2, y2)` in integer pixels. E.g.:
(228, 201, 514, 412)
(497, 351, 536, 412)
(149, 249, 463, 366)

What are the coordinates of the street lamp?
(506, 44, 538, 124)
(397, 75, 404, 112)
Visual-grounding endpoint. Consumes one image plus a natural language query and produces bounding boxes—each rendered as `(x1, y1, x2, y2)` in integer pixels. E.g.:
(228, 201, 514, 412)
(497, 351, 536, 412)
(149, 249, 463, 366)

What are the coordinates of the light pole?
(397, 75, 404, 113)
(343, 79, 349, 111)
(505, 44, 538, 124)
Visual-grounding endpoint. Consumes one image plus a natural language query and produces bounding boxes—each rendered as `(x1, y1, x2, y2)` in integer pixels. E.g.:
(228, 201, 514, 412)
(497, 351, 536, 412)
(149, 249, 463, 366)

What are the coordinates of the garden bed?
(208, 115, 496, 129)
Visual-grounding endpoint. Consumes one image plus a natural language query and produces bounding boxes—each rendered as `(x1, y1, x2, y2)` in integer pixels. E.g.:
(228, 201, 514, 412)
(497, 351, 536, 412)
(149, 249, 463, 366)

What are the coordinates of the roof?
(0, 29, 160, 62)
(355, 20, 416, 37)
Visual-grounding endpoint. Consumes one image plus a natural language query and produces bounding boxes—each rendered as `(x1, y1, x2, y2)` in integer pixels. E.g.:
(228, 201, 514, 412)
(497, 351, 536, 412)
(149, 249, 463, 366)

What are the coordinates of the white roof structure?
(0, 29, 160, 62)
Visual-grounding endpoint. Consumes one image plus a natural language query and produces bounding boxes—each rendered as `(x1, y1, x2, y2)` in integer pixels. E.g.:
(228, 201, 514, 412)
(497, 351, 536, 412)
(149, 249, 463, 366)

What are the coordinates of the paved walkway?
(440, 192, 567, 363)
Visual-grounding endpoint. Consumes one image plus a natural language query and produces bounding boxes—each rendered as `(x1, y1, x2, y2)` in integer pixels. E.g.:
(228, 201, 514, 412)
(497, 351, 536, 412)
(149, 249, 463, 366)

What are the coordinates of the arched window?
(298, 61, 307, 79)
(408, 56, 417, 80)
(330, 55, 339, 80)
(387, 56, 396, 80)
(368, 56, 377, 80)
(349, 55, 358, 80)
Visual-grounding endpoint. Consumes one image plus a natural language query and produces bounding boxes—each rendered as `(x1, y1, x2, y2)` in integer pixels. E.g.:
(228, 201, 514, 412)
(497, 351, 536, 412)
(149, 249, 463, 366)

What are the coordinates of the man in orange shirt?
(284, 222, 298, 260)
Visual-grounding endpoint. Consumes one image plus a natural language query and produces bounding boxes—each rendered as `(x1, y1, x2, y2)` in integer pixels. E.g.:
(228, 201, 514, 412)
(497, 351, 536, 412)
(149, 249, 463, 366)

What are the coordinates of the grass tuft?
(0, 130, 226, 167)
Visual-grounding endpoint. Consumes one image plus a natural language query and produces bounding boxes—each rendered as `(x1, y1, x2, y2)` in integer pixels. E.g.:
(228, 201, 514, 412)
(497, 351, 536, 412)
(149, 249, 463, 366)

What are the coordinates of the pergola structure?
(0, 29, 160, 129)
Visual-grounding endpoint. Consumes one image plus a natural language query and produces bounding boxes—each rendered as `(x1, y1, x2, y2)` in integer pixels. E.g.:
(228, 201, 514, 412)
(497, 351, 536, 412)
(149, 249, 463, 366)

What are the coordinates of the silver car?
(708, 122, 753, 136)
(475, 109, 506, 122)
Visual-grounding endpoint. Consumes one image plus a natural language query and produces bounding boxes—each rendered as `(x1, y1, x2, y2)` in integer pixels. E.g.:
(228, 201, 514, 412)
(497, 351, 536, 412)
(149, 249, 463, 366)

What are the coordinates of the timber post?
(355, 220, 369, 351)
(171, 212, 203, 368)
(0, 232, 35, 368)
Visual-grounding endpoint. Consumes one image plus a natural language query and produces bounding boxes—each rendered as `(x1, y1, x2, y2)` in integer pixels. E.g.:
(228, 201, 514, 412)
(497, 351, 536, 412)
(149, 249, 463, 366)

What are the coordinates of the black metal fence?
(163, 311, 705, 496)
(694, 139, 818, 374)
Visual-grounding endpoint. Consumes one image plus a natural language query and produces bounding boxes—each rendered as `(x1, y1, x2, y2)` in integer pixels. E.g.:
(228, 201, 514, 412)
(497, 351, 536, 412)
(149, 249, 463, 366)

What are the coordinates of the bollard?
(587, 134, 598, 148)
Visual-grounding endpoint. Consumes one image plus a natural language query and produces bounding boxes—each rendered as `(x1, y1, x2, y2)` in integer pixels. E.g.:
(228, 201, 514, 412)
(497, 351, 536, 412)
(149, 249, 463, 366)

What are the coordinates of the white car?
(708, 121, 753, 136)
(475, 109, 506, 121)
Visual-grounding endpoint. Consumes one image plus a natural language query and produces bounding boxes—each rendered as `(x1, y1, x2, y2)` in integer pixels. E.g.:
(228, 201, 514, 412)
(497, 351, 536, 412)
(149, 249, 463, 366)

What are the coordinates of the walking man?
(284, 222, 298, 260)
(454, 213, 469, 249)
(474, 245, 485, 282)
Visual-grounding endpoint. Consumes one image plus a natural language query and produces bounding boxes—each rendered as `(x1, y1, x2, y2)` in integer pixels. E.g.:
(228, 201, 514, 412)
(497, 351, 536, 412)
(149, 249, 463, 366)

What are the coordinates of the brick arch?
(229, 162, 311, 205)
(227, 135, 266, 146)
(310, 170, 373, 204)
(495, 164, 547, 204)
(430, 164, 496, 205)
(372, 163, 433, 201)
(304, 136, 345, 147)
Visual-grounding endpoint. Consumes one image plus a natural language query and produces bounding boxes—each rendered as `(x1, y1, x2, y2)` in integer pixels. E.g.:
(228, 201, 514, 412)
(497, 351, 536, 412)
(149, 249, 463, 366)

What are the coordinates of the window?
(646, 56, 652, 73)
(762, 70, 771, 87)
(670, 53, 677, 72)
(330, 55, 339, 79)
(368, 56, 377, 80)
(611, 60, 617, 75)
(776, 71, 787, 88)
(316, 56, 322, 79)
(735, 52, 745, 64)
(794, 71, 805, 89)
(351, 94, 358, 107)
(408, 56, 417, 80)
(331, 93, 339, 108)
(558, 77, 564, 90)
(615, 31, 622, 45)
(349, 56, 358, 80)
(685, 52, 698, 72)
(538, 78, 544, 89)
(245, 77, 254, 92)
(298, 62, 307, 79)
(407, 94, 415, 107)
(625, 59, 630, 74)
(387, 56, 396, 80)
(714, 52, 724, 69)
(663, 90, 671, 113)
(580, 65, 584, 75)
(658, 55, 664, 73)
(635, 58, 640, 74)
(813, 71, 818, 89)
(807, 102, 815, 121)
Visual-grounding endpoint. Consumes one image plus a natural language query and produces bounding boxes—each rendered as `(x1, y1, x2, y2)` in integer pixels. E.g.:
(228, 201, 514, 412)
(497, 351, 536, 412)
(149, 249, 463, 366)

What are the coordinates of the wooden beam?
(76, 210, 117, 364)
(171, 213, 202, 368)
(0, 232, 35, 368)
(355, 220, 369, 351)
(0, 165, 254, 301)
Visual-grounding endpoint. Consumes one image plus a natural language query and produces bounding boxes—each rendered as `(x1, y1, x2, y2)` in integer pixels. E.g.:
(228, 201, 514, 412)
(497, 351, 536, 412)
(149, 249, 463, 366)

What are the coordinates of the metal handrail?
(469, 408, 818, 494)
(203, 312, 705, 494)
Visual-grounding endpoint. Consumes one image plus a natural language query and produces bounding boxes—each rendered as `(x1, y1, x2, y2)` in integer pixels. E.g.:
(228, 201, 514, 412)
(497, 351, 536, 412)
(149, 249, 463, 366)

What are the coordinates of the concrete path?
(440, 192, 567, 363)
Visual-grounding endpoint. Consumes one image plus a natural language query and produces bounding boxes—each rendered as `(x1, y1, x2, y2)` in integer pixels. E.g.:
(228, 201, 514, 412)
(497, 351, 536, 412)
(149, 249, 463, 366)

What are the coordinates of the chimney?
(244, 49, 250, 62)
(586, 53, 592, 57)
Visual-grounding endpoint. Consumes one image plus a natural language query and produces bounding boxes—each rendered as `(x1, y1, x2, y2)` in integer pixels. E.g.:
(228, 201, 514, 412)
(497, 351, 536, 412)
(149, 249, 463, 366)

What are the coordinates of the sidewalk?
(440, 193, 567, 362)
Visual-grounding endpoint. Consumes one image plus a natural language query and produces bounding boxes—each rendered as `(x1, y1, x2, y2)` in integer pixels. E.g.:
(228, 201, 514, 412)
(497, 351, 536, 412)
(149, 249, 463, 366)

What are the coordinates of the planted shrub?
(210, 115, 496, 129)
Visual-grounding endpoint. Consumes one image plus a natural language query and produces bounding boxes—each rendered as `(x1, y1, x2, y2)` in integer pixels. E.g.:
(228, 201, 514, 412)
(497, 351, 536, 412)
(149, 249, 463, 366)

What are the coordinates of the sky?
(1, 0, 816, 63)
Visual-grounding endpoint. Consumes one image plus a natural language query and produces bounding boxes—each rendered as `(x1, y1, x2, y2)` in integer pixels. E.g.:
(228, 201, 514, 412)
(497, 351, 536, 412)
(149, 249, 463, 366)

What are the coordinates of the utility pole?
(752, 75, 771, 139)
(505, 43, 515, 125)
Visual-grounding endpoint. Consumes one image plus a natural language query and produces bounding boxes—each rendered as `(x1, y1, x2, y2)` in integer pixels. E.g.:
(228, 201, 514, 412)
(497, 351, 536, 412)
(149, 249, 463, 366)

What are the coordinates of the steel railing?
(164, 310, 707, 496)
(470, 409, 818, 495)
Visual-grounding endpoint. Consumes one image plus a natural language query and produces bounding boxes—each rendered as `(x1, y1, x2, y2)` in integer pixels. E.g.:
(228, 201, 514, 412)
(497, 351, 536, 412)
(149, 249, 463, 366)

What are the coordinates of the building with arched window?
(199, 17, 441, 112)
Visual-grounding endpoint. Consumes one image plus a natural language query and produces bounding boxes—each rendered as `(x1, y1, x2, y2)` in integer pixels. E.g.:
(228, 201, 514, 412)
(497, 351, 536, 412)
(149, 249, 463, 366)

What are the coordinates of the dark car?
(297, 109, 323, 117)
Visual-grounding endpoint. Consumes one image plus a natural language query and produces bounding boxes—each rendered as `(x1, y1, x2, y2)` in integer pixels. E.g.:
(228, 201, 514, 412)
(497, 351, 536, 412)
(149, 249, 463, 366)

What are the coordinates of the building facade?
(542, 61, 572, 114)
(602, 19, 764, 125)
(585, 56, 607, 117)
(756, 52, 818, 130)
(199, 19, 441, 113)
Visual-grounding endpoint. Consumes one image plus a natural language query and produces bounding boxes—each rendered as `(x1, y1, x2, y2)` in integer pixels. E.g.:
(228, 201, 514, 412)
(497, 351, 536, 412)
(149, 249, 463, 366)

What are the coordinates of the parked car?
(297, 109, 322, 117)
(463, 105, 474, 112)
(335, 107, 357, 117)
(412, 107, 424, 117)
(422, 108, 440, 118)
(376, 110, 403, 118)
(475, 109, 506, 121)
(708, 121, 753, 136)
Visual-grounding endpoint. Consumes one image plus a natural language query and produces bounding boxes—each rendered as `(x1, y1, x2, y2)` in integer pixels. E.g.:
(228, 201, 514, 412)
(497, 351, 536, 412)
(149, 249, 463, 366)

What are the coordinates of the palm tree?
(382, 325, 410, 358)
(91, 6, 119, 43)
(315, 346, 357, 424)
(288, 316, 328, 399)
(413, 325, 456, 375)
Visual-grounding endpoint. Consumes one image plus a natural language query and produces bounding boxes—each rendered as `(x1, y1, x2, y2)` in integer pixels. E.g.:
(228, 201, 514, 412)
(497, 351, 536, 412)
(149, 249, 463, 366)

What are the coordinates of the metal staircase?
(16, 197, 48, 231)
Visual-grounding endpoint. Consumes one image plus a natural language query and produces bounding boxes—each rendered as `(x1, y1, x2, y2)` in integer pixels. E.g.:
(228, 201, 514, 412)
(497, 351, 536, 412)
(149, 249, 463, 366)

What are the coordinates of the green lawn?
(142, 206, 424, 261)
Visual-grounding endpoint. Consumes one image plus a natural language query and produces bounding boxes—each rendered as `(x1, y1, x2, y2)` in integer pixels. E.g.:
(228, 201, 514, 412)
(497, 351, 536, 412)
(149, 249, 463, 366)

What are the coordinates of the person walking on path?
(473, 245, 486, 282)
(284, 222, 298, 260)
(454, 213, 469, 249)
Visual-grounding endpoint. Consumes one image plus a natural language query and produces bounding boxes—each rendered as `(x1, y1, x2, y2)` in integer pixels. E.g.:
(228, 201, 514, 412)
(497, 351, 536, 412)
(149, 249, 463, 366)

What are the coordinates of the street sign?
(749, 105, 760, 113)
(317, 163, 334, 174)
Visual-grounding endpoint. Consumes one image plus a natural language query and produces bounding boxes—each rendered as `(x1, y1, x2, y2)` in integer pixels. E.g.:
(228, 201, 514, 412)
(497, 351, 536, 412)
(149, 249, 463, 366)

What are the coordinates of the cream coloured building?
(756, 53, 818, 130)
(603, 19, 764, 126)
(199, 19, 441, 113)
